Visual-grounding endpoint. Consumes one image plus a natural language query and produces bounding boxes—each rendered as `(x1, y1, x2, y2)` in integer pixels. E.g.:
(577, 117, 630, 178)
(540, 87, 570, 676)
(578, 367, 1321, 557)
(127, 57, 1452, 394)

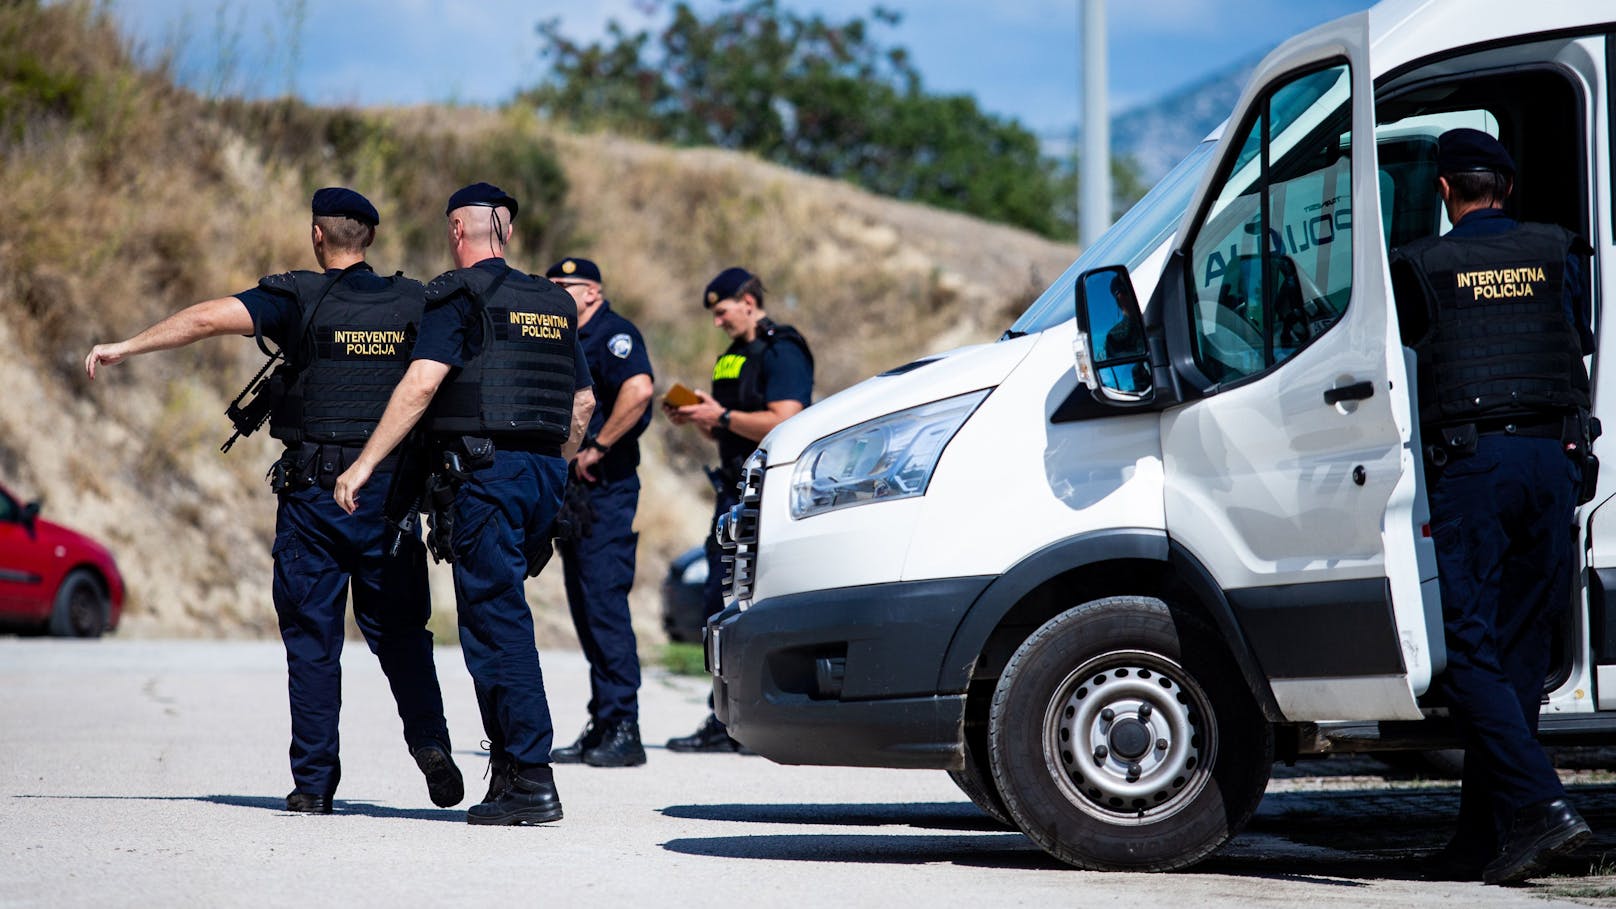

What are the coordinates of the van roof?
(1336, 0, 1606, 79)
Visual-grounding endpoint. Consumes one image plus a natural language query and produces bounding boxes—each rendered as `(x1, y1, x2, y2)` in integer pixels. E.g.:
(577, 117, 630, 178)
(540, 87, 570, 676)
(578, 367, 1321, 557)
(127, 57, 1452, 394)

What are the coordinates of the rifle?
(220, 353, 285, 453)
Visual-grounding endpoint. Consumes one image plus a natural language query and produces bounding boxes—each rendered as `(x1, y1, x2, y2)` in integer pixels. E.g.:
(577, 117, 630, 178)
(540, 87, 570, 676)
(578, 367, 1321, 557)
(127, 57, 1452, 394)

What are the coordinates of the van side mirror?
(1074, 265, 1154, 404)
(20, 501, 40, 533)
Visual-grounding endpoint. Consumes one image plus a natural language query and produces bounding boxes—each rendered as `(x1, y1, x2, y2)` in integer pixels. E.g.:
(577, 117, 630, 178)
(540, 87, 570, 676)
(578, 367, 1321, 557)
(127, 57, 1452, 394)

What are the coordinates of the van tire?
(987, 595, 1271, 871)
(946, 726, 1014, 828)
(49, 570, 107, 638)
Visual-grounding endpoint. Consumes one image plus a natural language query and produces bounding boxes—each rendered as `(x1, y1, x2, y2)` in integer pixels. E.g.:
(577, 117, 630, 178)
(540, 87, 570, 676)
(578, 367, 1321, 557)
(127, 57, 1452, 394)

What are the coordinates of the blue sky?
(103, 0, 1375, 138)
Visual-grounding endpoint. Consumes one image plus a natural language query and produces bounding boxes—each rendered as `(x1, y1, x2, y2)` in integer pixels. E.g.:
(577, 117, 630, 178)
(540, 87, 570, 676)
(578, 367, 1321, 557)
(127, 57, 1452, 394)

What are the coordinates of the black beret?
(704, 266, 757, 308)
(311, 187, 379, 226)
(445, 182, 519, 217)
(1437, 128, 1515, 177)
(545, 257, 602, 283)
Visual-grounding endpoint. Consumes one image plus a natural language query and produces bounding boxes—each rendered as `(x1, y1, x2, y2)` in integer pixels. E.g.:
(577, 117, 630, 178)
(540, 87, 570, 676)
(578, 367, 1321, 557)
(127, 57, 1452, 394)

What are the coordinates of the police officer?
(84, 188, 462, 815)
(664, 266, 812, 752)
(1391, 129, 1594, 884)
(333, 183, 595, 826)
(544, 258, 655, 768)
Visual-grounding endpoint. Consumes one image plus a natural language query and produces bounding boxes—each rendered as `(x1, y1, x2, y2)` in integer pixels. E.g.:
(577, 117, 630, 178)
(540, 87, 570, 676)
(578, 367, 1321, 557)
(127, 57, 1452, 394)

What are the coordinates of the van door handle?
(1323, 381, 1374, 405)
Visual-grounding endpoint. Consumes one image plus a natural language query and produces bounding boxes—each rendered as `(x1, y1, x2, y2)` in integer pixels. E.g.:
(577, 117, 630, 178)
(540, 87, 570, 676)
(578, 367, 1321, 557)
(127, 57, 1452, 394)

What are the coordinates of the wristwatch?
(582, 436, 610, 453)
(717, 410, 732, 431)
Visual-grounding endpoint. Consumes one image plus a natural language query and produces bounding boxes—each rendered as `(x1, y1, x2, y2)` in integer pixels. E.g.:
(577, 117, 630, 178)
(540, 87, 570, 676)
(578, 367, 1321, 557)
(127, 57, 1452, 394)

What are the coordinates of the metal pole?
(1080, 0, 1110, 246)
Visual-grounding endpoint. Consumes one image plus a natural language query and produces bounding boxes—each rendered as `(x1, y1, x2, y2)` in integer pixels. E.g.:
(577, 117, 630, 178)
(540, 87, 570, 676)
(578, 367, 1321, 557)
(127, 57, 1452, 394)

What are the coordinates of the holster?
(1566, 411, 1602, 505)
(553, 472, 596, 544)
(420, 437, 508, 563)
(266, 447, 318, 495)
(423, 467, 460, 564)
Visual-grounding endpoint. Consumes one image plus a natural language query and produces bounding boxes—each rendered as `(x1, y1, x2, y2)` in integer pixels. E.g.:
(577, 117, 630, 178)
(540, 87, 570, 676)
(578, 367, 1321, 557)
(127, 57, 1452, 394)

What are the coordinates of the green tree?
(523, 0, 1084, 238)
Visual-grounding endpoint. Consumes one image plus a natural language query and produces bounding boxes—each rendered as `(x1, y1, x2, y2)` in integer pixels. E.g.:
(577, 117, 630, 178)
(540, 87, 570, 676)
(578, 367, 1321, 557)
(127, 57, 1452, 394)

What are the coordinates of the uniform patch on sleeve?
(608, 333, 633, 359)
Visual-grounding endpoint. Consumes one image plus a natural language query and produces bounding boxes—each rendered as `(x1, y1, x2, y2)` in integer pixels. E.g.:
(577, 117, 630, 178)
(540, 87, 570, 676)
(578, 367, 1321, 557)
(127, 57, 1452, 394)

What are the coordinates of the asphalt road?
(3, 639, 1613, 908)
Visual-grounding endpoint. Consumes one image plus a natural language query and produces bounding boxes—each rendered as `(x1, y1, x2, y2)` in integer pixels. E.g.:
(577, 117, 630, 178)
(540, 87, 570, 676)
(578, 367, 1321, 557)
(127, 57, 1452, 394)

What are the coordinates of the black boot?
(550, 722, 603, 765)
(482, 750, 516, 804)
(665, 713, 745, 753)
(284, 791, 332, 814)
(1482, 798, 1591, 885)
(411, 741, 465, 808)
(466, 767, 563, 826)
(583, 721, 647, 767)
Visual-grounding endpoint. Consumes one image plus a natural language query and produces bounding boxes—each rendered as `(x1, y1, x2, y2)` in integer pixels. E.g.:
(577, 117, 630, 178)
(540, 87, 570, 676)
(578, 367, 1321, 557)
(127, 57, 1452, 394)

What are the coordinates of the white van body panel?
(901, 322, 1166, 582)
(750, 336, 1038, 602)
(759, 337, 1038, 468)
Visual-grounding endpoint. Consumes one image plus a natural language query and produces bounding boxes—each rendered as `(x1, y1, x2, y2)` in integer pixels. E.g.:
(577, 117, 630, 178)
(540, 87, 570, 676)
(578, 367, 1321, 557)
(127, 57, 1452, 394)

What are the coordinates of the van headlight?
(789, 390, 990, 519)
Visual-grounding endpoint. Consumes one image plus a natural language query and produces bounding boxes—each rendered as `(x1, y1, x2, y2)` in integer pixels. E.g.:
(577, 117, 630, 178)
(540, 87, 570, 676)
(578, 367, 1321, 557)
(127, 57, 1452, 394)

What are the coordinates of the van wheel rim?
(1042, 650, 1217, 826)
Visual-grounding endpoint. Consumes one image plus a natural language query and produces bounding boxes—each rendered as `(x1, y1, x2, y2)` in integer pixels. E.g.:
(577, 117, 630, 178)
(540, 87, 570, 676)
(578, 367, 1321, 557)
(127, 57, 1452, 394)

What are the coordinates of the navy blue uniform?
(559, 302, 653, 725)
(1394, 209, 1593, 860)
(702, 331, 812, 617)
(414, 257, 591, 772)
(237, 263, 450, 800)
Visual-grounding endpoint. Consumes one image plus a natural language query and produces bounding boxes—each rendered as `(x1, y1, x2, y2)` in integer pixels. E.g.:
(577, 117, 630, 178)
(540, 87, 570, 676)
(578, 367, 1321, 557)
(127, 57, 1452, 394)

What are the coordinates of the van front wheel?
(987, 596, 1271, 871)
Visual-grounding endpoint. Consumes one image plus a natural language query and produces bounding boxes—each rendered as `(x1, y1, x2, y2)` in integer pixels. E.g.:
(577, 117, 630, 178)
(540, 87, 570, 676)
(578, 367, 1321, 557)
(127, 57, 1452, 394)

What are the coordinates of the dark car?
(0, 482, 125, 637)
(661, 544, 709, 644)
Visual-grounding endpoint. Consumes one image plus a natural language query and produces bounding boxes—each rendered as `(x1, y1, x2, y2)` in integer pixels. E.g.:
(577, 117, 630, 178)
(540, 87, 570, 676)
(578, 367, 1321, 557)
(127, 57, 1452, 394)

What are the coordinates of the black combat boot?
(1482, 798, 1591, 885)
(411, 741, 465, 808)
(284, 791, 332, 814)
(665, 713, 745, 753)
(482, 750, 516, 805)
(549, 721, 603, 765)
(583, 721, 647, 767)
(466, 767, 563, 826)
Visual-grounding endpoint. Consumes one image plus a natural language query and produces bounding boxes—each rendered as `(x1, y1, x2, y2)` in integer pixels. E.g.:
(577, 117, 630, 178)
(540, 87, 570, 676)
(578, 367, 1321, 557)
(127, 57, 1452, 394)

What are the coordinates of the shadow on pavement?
(659, 800, 1007, 831)
(13, 793, 463, 821)
(661, 831, 1045, 866)
(658, 782, 1616, 879)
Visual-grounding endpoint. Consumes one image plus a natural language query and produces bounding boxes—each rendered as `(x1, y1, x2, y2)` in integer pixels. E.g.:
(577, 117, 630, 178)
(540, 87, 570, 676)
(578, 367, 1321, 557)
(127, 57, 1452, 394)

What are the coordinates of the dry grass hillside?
(0, 3, 1079, 647)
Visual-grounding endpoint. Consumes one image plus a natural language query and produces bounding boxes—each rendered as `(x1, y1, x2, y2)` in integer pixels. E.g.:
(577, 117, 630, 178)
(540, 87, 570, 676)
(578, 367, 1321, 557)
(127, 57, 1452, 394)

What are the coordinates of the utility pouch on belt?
(266, 448, 317, 495)
(459, 435, 496, 471)
(1424, 422, 1478, 468)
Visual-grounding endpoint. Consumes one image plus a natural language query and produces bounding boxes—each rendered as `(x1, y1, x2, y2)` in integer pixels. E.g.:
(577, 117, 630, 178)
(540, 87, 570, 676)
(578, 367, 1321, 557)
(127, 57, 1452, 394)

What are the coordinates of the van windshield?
(1008, 140, 1215, 337)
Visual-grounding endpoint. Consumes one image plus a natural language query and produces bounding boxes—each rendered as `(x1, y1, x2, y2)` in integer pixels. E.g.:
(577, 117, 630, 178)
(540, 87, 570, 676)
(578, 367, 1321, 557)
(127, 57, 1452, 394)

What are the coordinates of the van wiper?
(1000, 329, 1027, 341)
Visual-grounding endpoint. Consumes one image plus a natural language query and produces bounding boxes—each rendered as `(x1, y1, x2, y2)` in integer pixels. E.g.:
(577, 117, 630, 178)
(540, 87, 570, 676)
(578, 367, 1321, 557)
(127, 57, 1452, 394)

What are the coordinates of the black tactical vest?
(1399, 222, 1589, 427)
(263, 270, 423, 445)
(426, 266, 578, 444)
(711, 319, 813, 469)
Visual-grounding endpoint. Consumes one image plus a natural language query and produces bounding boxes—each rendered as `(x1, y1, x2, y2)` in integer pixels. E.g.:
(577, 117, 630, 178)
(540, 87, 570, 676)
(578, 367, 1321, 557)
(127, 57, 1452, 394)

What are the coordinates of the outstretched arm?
(85, 297, 254, 379)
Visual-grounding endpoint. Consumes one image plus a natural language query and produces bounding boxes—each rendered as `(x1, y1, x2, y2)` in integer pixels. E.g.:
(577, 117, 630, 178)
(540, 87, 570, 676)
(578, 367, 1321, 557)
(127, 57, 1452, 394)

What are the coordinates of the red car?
(0, 482, 124, 637)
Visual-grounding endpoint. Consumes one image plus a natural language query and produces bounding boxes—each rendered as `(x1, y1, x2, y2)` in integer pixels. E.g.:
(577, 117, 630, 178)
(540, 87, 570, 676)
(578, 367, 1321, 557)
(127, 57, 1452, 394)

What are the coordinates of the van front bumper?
(707, 576, 993, 769)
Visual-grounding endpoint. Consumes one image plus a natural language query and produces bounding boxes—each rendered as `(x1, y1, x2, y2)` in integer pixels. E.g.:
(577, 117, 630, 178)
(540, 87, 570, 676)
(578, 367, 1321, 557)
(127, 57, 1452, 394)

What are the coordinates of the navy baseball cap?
(445, 182, 519, 217)
(310, 187, 379, 226)
(546, 257, 602, 283)
(704, 266, 757, 308)
(1437, 128, 1516, 177)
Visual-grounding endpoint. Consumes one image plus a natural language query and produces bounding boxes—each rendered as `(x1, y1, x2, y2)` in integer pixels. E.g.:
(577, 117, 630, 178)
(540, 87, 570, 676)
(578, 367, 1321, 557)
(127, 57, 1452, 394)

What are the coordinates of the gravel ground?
(2, 638, 1612, 908)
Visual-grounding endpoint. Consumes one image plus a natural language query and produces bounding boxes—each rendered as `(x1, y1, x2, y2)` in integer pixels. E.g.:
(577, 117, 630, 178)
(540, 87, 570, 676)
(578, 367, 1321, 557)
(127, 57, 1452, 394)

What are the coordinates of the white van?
(707, 0, 1616, 871)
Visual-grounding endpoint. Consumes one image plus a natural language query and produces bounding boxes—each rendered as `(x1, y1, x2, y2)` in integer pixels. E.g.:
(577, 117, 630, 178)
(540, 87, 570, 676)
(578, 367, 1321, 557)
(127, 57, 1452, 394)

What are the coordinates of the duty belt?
(1471, 416, 1563, 439)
